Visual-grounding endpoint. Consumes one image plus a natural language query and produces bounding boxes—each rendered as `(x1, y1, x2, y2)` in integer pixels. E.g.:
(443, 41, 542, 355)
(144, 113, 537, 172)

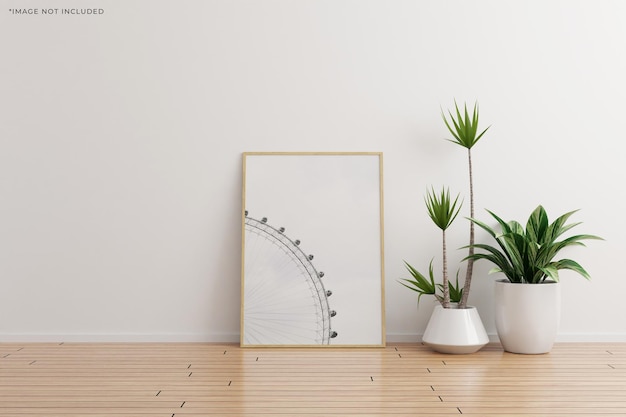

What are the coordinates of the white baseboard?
(0, 333, 241, 343)
(2, 333, 625, 344)
(385, 333, 626, 344)
(555, 333, 626, 343)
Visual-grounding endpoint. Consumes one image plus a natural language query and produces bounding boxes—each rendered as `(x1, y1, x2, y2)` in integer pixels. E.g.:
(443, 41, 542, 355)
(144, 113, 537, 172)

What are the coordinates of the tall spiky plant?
(425, 187, 462, 307)
(400, 187, 462, 308)
(442, 101, 490, 309)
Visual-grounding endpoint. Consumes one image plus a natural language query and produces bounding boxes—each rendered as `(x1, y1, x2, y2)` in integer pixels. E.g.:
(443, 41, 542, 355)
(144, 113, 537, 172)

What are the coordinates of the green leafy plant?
(400, 187, 462, 308)
(400, 101, 489, 309)
(400, 261, 463, 305)
(466, 205, 602, 283)
(442, 101, 490, 308)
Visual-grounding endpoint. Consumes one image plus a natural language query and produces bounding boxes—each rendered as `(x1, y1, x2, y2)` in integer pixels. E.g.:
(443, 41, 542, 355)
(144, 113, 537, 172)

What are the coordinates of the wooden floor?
(1, 342, 625, 416)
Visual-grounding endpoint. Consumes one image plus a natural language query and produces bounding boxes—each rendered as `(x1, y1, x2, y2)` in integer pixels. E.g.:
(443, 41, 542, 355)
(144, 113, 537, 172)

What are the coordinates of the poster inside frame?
(241, 152, 385, 347)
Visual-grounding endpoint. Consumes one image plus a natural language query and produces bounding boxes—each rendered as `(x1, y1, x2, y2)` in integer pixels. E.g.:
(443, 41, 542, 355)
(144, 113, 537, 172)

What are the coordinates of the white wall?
(1, 0, 625, 342)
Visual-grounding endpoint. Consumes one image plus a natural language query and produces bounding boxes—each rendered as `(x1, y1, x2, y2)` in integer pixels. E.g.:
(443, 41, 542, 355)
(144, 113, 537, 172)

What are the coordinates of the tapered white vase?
(421, 304, 489, 354)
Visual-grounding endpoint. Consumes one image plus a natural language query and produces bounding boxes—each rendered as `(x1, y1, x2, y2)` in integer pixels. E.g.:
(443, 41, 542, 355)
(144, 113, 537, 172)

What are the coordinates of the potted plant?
(399, 102, 490, 354)
(467, 205, 602, 354)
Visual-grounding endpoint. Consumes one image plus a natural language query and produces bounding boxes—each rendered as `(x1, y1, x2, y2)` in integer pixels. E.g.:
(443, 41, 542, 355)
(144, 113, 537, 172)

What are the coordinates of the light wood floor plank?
(2, 342, 626, 416)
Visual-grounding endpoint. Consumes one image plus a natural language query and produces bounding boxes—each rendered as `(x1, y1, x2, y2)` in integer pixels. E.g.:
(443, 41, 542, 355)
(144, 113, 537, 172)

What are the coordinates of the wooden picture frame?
(241, 152, 385, 347)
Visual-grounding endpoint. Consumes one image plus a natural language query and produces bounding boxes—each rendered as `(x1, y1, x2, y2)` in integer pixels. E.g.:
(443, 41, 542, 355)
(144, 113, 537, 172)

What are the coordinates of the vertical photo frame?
(241, 152, 385, 347)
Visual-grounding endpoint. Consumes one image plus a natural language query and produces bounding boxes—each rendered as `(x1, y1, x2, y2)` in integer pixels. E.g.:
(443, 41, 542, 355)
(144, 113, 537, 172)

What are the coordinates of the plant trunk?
(442, 229, 450, 308)
(459, 148, 474, 309)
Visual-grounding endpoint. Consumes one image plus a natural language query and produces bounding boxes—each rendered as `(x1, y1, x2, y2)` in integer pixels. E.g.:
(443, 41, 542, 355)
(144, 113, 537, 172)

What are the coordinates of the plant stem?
(442, 229, 450, 308)
(459, 148, 474, 309)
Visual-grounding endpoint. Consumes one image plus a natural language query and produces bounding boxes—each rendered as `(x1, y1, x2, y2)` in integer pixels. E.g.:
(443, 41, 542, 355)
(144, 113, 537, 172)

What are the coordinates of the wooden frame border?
(240, 152, 385, 347)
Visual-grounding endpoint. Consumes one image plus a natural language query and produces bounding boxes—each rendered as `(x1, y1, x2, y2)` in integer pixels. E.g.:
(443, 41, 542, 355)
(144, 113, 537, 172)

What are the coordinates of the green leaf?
(425, 187, 462, 231)
(540, 265, 560, 283)
(450, 271, 464, 303)
(441, 101, 490, 149)
(399, 260, 437, 304)
(553, 259, 592, 280)
(468, 207, 601, 284)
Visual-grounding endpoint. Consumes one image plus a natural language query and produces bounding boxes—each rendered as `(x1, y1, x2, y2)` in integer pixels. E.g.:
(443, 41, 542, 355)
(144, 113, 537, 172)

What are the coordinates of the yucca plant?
(466, 205, 602, 284)
(401, 101, 489, 308)
(400, 187, 462, 308)
(442, 101, 490, 308)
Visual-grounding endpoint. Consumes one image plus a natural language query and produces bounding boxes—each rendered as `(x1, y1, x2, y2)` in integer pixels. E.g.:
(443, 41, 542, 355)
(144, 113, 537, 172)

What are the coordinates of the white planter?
(495, 280, 561, 354)
(422, 304, 489, 354)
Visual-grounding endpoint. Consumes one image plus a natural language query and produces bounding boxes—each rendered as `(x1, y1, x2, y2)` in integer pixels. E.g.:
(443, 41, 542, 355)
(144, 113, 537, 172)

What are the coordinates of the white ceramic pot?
(495, 280, 561, 354)
(421, 304, 489, 354)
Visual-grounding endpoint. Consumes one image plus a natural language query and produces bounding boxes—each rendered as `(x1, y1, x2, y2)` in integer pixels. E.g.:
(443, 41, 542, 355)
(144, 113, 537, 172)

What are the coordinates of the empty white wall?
(1, 0, 625, 342)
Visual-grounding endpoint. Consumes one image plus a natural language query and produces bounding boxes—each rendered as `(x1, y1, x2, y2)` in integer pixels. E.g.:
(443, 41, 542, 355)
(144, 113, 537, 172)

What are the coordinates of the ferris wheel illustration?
(243, 211, 338, 345)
